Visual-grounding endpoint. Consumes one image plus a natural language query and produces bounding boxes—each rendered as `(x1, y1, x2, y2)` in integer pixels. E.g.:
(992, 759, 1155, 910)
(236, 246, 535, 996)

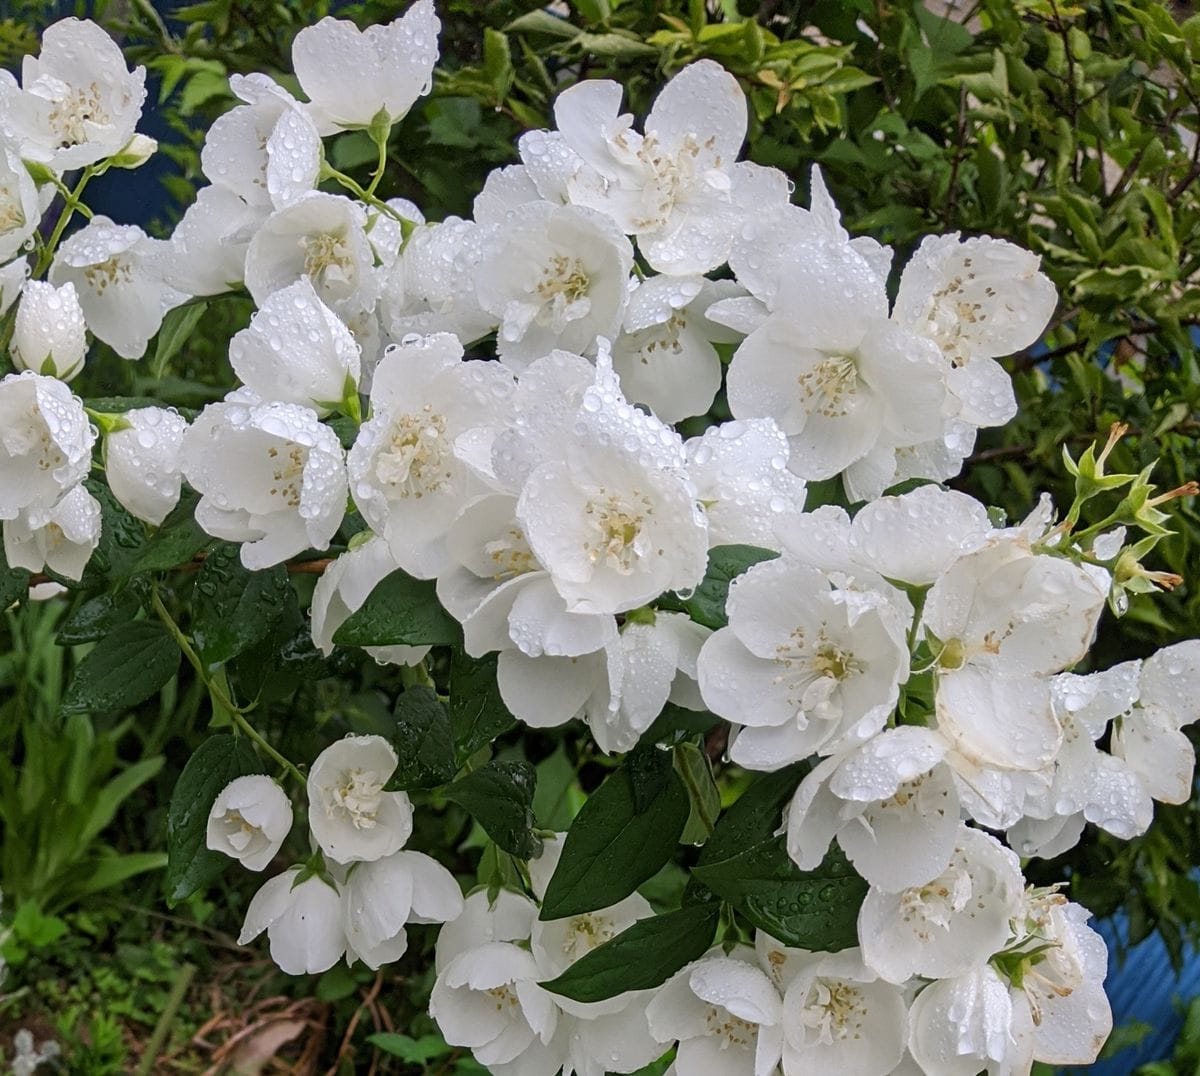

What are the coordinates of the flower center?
(798, 978, 867, 1046)
(328, 768, 384, 829)
(266, 443, 306, 509)
(483, 526, 538, 580)
(772, 625, 861, 715)
(703, 1005, 757, 1049)
(0, 186, 25, 235)
(562, 913, 617, 960)
(485, 985, 520, 1012)
(374, 407, 451, 499)
(899, 863, 973, 934)
(924, 258, 996, 368)
(798, 354, 859, 418)
(83, 256, 134, 294)
(534, 254, 591, 333)
(219, 808, 260, 853)
(303, 231, 355, 291)
(48, 84, 109, 147)
(583, 490, 654, 575)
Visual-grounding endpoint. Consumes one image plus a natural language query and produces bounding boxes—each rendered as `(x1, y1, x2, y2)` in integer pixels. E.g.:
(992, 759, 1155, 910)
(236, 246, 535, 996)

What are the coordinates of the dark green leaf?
(446, 760, 541, 859)
(540, 753, 689, 920)
(657, 545, 778, 629)
(392, 686, 457, 789)
(165, 734, 267, 905)
(191, 542, 290, 664)
(366, 1033, 452, 1063)
(694, 766, 864, 950)
(449, 650, 518, 762)
(542, 902, 719, 1003)
(57, 590, 144, 645)
(61, 622, 180, 715)
(642, 703, 720, 744)
(674, 743, 720, 845)
(82, 480, 149, 584)
(332, 569, 462, 647)
(133, 490, 213, 574)
(151, 301, 209, 379)
(0, 541, 30, 610)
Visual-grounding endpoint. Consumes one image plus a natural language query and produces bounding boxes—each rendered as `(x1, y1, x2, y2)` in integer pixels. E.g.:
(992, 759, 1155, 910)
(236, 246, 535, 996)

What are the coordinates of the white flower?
(646, 945, 784, 1076)
(238, 867, 346, 975)
(205, 775, 292, 872)
(430, 941, 560, 1070)
(435, 887, 539, 975)
(474, 202, 633, 371)
(310, 534, 431, 668)
(726, 299, 947, 502)
(0, 138, 40, 262)
(306, 734, 413, 864)
(894, 234, 1057, 427)
(555, 61, 782, 274)
(0, 371, 95, 520)
(181, 397, 347, 570)
(698, 556, 910, 770)
(104, 406, 188, 527)
(341, 849, 464, 969)
(686, 418, 807, 549)
(923, 534, 1108, 771)
(199, 74, 316, 209)
(858, 825, 1024, 984)
(786, 726, 962, 892)
(162, 184, 264, 296)
(50, 216, 186, 360)
(612, 275, 743, 424)
(0, 256, 28, 315)
(779, 949, 909, 1076)
(244, 192, 377, 316)
(907, 965, 1034, 1076)
(11, 280, 87, 381)
(515, 352, 708, 615)
(348, 333, 515, 578)
(3, 484, 101, 581)
(229, 279, 361, 414)
(0, 18, 146, 170)
(292, 1, 439, 133)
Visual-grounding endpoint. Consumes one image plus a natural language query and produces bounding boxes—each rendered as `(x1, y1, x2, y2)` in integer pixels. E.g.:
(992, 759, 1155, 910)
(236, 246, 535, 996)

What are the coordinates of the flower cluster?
(3, 10, 1198, 1076)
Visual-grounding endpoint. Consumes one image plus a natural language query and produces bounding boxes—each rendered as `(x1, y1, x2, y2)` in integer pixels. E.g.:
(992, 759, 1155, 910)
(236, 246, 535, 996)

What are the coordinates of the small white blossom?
(342, 849, 463, 969)
(348, 333, 515, 578)
(0, 18, 146, 170)
(162, 184, 264, 296)
(50, 216, 186, 360)
(205, 775, 292, 872)
(104, 406, 188, 526)
(306, 734, 413, 865)
(238, 867, 346, 975)
(698, 556, 910, 770)
(0, 371, 95, 521)
(3, 484, 101, 581)
(0, 257, 28, 315)
(292, 1, 439, 133)
(181, 397, 347, 570)
(229, 279, 361, 414)
(0, 138, 41, 262)
(474, 201, 633, 371)
(11, 280, 87, 381)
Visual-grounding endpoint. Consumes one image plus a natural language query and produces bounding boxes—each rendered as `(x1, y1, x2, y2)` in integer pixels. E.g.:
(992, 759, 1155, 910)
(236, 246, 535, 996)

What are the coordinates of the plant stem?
(33, 166, 96, 277)
(134, 962, 195, 1076)
(150, 588, 305, 784)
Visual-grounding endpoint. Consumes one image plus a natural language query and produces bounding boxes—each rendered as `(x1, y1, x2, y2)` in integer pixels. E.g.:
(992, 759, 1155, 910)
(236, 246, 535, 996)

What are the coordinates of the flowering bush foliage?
(1, 5, 1199, 1074)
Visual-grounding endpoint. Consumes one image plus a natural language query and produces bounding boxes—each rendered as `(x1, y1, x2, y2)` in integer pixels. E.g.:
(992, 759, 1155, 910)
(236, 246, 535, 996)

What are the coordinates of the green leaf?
(540, 751, 689, 920)
(392, 686, 457, 789)
(658, 545, 778, 629)
(366, 1033, 452, 1063)
(533, 745, 584, 830)
(446, 760, 541, 859)
(674, 743, 720, 845)
(151, 301, 209, 380)
(449, 650, 518, 763)
(0, 541, 30, 610)
(133, 490, 213, 574)
(165, 734, 267, 905)
(82, 480, 150, 584)
(190, 542, 290, 664)
(505, 10, 583, 37)
(57, 590, 143, 645)
(61, 621, 180, 715)
(574, 31, 657, 58)
(542, 902, 719, 1003)
(693, 766, 865, 950)
(332, 568, 462, 647)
